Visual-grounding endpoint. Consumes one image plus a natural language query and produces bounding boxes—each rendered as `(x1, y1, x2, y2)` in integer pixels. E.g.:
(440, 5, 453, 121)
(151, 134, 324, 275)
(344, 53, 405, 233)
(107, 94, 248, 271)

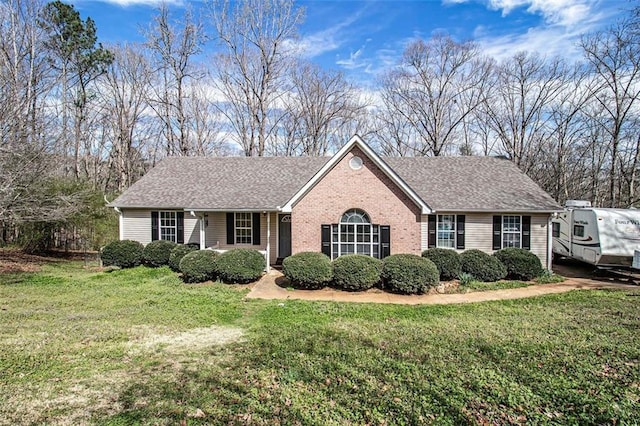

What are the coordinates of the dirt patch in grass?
(128, 324, 245, 355)
(0, 248, 100, 274)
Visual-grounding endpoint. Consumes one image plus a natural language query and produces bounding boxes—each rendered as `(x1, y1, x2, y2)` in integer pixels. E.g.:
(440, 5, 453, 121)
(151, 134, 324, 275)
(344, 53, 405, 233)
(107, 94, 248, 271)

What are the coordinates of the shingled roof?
(110, 154, 560, 212)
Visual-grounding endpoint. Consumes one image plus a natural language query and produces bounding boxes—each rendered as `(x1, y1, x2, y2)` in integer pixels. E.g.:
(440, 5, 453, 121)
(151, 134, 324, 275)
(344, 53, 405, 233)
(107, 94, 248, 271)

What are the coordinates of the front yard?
(1, 258, 639, 424)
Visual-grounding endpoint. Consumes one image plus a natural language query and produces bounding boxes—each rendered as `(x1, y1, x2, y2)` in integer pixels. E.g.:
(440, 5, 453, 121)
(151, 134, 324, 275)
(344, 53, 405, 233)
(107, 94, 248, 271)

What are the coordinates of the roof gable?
(281, 135, 432, 214)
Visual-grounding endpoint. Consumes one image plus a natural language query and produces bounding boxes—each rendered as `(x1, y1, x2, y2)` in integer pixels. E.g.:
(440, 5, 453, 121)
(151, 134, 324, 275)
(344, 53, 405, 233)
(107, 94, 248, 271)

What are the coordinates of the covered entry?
(278, 214, 291, 261)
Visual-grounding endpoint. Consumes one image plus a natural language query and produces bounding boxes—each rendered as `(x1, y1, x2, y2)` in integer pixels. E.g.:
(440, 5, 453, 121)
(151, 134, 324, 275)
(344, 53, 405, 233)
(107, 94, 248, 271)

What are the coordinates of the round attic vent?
(349, 156, 363, 170)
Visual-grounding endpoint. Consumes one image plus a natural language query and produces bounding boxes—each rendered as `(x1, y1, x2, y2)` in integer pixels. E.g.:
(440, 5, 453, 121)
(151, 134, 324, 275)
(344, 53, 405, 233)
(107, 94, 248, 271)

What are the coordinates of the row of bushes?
(282, 248, 544, 295)
(283, 252, 438, 295)
(100, 240, 265, 284)
(423, 247, 543, 282)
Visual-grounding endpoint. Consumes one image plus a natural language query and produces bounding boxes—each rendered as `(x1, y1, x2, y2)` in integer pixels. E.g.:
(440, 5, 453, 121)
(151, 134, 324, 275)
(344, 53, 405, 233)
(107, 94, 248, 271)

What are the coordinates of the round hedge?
(381, 254, 439, 295)
(142, 240, 177, 267)
(460, 249, 507, 282)
(215, 249, 265, 284)
(332, 254, 382, 291)
(282, 252, 333, 289)
(168, 244, 198, 271)
(101, 240, 144, 268)
(494, 248, 543, 280)
(422, 248, 461, 281)
(179, 250, 219, 283)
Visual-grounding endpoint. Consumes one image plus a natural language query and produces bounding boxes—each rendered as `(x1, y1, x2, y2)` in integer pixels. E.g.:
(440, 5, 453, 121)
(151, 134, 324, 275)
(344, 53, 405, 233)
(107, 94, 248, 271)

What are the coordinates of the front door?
(278, 214, 291, 258)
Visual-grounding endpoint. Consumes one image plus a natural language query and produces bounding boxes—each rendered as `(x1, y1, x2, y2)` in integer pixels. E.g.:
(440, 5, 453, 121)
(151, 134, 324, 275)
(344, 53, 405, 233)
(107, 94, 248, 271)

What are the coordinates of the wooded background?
(1, 0, 639, 251)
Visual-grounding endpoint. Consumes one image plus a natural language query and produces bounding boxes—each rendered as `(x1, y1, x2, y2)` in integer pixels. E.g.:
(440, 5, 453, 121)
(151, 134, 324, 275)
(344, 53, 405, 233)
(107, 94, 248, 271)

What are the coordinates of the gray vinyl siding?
(184, 216, 199, 245)
(421, 212, 550, 269)
(121, 209, 153, 245)
(121, 209, 198, 246)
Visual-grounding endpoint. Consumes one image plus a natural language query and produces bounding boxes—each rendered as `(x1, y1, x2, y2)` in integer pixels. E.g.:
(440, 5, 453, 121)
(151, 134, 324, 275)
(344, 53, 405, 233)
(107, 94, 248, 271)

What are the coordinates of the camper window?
(573, 224, 585, 237)
(552, 222, 560, 238)
(502, 215, 521, 248)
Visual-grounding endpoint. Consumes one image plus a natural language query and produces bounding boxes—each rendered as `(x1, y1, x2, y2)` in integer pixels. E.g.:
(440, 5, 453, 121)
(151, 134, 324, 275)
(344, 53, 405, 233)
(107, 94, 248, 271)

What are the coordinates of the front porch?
(186, 211, 291, 271)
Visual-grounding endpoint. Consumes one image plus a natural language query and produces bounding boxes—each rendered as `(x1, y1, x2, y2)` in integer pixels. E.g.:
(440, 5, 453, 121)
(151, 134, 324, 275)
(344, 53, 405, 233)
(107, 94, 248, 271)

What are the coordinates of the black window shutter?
(176, 212, 184, 244)
(151, 211, 159, 241)
(252, 213, 261, 245)
(456, 215, 465, 250)
(321, 225, 331, 257)
(492, 215, 502, 250)
(522, 215, 531, 250)
(428, 215, 436, 248)
(226, 213, 235, 245)
(380, 225, 391, 258)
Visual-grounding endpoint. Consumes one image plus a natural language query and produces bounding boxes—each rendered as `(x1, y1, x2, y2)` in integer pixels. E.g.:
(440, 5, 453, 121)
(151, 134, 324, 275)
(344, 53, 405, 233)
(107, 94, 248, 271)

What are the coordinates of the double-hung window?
(502, 215, 521, 248)
(152, 211, 184, 243)
(235, 212, 253, 244)
(159, 211, 177, 242)
(437, 215, 456, 248)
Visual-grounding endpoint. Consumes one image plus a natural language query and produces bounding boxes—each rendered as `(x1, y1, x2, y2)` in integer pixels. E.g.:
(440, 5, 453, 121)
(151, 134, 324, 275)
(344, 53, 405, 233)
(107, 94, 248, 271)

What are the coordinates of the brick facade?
(291, 146, 422, 256)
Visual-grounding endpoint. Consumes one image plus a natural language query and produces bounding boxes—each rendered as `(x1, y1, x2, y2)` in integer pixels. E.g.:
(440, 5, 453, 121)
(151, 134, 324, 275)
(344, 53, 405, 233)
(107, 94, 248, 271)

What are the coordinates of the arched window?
(331, 209, 379, 259)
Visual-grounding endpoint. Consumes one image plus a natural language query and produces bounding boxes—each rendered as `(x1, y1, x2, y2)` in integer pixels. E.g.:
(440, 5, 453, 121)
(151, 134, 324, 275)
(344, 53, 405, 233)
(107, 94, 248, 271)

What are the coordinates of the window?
(235, 212, 252, 244)
(552, 222, 560, 238)
(502, 215, 521, 248)
(159, 211, 177, 242)
(329, 209, 381, 260)
(437, 215, 456, 248)
(573, 224, 584, 237)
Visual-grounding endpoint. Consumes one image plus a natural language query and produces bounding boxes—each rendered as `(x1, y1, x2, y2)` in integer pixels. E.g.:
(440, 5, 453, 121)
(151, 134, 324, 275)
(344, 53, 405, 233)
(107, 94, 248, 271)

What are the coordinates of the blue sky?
(70, 0, 626, 83)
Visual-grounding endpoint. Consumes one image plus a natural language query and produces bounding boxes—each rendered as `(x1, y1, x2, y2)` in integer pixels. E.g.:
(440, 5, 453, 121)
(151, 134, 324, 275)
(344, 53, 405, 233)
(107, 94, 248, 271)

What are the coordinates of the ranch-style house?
(109, 135, 561, 271)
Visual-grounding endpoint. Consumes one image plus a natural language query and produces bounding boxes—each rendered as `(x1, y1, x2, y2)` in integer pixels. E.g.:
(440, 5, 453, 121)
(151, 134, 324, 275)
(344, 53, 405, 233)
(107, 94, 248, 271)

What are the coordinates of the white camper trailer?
(552, 200, 640, 267)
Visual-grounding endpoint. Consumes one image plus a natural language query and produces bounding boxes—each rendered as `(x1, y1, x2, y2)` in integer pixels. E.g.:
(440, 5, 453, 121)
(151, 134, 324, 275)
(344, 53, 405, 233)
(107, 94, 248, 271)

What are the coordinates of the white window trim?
(235, 212, 253, 245)
(159, 211, 178, 243)
(436, 214, 457, 249)
(501, 215, 522, 249)
(330, 210, 380, 260)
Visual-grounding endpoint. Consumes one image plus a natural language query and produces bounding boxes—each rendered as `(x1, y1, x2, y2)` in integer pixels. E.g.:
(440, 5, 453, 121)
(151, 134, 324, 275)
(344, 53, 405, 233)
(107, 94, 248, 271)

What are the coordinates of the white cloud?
(475, 0, 618, 61)
(291, 7, 369, 59)
(486, 0, 592, 27)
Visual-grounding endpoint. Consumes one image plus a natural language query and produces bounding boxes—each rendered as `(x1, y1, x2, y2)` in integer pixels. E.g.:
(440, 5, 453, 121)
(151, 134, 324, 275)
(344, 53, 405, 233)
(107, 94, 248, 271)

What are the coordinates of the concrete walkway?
(245, 270, 640, 305)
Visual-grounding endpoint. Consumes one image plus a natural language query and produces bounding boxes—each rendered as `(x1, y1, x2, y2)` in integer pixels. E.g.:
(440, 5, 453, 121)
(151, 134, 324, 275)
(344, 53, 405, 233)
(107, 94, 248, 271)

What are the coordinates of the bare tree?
(379, 35, 492, 156)
(210, 0, 304, 156)
(482, 52, 567, 173)
(580, 19, 640, 207)
(283, 60, 366, 155)
(145, 3, 207, 157)
(101, 43, 152, 192)
(0, 0, 88, 227)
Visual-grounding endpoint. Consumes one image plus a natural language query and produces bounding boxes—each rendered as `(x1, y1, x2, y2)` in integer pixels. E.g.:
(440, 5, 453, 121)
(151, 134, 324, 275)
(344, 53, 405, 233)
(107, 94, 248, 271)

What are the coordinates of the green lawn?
(1, 261, 639, 425)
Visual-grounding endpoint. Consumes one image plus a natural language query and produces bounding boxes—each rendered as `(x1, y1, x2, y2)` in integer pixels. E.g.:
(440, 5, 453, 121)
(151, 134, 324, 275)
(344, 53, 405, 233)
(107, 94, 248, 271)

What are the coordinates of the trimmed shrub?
(215, 249, 265, 284)
(422, 248, 461, 281)
(460, 249, 507, 282)
(101, 240, 144, 268)
(168, 244, 198, 271)
(142, 240, 177, 267)
(282, 252, 333, 289)
(332, 255, 382, 291)
(179, 250, 219, 283)
(494, 248, 544, 281)
(381, 254, 439, 295)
